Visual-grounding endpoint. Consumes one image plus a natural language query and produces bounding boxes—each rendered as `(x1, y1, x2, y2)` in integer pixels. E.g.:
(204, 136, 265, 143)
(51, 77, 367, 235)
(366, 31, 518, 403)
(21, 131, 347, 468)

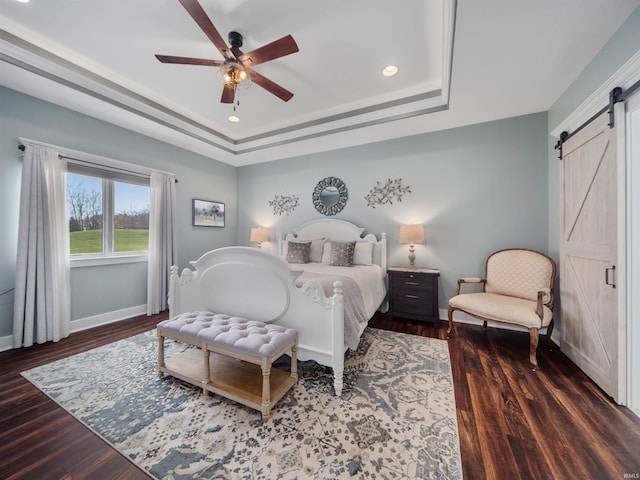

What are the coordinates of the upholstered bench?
(157, 311, 298, 421)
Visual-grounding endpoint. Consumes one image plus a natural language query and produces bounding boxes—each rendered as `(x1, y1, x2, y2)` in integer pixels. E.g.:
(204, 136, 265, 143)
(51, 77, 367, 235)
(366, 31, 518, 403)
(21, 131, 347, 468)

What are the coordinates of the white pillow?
(353, 241, 374, 265)
(321, 240, 332, 264)
(308, 238, 326, 263)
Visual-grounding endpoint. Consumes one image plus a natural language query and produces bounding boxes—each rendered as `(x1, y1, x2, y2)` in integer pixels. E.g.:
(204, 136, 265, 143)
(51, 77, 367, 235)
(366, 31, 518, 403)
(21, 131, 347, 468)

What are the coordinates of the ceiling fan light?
(218, 63, 251, 88)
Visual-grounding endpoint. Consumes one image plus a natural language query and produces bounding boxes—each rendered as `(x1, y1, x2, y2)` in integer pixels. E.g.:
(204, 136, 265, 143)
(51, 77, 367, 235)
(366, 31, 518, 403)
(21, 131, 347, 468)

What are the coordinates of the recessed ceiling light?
(382, 65, 398, 77)
(15, 0, 30, 3)
(228, 115, 240, 123)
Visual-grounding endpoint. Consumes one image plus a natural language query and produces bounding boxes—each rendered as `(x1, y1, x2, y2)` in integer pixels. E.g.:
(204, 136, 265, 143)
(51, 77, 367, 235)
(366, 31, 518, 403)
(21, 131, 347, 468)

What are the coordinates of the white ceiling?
(1, 0, 638, 166)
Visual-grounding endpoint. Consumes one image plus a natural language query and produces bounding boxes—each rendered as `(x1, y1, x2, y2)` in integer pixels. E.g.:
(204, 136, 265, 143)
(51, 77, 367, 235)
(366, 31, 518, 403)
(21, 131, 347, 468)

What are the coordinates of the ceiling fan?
(155, 0, 299, 103)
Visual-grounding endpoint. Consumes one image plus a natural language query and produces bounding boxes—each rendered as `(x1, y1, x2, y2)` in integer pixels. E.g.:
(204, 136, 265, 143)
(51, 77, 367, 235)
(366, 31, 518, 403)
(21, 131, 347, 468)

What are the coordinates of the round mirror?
(313, 177, 348, 216)
(320, 186, 340, 207)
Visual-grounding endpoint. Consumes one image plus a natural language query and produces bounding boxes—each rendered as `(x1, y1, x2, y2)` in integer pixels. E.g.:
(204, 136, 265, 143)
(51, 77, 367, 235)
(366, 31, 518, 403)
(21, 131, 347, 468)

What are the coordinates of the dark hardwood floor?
(0, 314, 164, 480)
(1, 312, 640, 479)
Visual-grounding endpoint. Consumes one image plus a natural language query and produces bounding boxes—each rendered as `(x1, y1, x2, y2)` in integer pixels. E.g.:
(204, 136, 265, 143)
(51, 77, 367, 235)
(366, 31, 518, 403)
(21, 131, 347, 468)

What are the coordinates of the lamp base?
(407, 245, 417, 269)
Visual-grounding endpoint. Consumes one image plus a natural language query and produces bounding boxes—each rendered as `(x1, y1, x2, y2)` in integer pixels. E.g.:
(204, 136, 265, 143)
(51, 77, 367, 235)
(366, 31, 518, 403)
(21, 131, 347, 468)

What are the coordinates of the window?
(67, 166, 150, 259)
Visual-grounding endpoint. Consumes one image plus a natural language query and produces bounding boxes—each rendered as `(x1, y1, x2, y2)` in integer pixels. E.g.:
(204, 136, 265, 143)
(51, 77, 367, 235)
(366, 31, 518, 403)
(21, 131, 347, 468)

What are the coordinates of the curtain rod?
(18, 144, 178, 183)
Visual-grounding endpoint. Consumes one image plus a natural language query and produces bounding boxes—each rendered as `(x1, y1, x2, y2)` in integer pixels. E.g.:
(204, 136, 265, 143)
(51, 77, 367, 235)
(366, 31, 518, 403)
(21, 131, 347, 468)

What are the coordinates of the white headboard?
(279, 219, 387, 270)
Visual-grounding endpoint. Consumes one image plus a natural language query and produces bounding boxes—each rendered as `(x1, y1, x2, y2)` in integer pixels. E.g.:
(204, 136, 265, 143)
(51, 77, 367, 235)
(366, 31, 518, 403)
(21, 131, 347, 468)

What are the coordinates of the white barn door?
(560, 110, 623, 401)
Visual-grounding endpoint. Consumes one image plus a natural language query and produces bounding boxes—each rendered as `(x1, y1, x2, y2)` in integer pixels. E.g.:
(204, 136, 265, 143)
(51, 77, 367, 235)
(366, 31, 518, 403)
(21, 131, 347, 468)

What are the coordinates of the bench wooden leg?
(261, 361, 272, 421)
(291, 342, 298, 383)
(157, 331, 165, 378)
(202, 346, 210, 395)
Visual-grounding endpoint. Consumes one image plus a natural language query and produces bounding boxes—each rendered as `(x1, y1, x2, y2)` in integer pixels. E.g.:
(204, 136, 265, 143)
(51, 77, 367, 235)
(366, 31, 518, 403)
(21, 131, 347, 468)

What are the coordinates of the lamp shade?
(399, 224, 425, 244)
(250, 227, 269, 242)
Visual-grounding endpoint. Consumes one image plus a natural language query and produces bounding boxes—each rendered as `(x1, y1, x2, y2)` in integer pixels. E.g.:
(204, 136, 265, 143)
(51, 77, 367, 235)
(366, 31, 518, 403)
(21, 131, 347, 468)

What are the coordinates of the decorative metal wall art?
(312, 176, 348, 216)
(364, 178, 411, 208)
(269, 194, 300, 216)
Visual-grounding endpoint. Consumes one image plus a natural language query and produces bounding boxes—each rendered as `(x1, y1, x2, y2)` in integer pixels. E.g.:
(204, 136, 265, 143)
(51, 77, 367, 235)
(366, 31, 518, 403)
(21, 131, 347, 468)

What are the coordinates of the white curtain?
(147, 171, 176, 315)
(13, 145, 70, 348)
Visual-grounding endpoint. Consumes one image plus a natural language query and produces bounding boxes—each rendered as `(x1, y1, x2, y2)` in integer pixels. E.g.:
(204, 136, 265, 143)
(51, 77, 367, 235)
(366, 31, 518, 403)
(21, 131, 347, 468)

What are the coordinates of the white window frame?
(67, 168, 151, 268)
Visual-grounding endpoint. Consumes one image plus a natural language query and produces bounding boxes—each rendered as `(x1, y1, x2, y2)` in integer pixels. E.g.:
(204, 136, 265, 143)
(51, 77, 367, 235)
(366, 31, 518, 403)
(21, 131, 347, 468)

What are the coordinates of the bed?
(168, 219, 387, 396)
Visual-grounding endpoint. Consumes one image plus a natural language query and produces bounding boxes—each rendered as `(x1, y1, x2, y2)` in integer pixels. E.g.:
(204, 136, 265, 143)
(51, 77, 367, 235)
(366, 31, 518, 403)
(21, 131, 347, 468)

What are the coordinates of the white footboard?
(275, 279, 346, 396)
(168, 247, 348, 395)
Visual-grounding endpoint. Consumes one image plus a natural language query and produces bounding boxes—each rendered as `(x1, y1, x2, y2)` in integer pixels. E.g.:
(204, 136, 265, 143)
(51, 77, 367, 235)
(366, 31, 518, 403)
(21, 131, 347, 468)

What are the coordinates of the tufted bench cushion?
(157, 310, 298, 421)
(157, 311, 298, 358)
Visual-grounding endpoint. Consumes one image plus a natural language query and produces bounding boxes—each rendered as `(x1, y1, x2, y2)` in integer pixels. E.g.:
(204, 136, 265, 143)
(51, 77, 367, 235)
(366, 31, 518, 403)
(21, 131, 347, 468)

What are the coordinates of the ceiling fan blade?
(238, 34, 299, 68)
(155, 54, 223, 66)
(221, 84, 235, 103)
(178, 0, 233, 59)
(247, 69, 294, 102)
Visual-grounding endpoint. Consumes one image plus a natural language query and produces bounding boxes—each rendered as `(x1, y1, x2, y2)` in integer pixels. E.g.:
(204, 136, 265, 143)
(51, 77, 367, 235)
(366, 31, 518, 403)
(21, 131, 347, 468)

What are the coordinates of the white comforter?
(288, 262, 387, 349)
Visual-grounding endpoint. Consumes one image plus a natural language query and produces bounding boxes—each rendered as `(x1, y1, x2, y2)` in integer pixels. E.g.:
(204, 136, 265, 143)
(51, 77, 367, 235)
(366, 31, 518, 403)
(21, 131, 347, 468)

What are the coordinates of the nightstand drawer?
(390, 273, 434, 291)
(392, 290, 436, 316)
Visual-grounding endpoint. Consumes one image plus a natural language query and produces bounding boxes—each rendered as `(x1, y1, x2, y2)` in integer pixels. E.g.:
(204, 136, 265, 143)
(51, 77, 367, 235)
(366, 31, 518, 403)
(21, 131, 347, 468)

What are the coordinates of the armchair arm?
(455, 277, 486, 296)
(536, 287, 552, 320)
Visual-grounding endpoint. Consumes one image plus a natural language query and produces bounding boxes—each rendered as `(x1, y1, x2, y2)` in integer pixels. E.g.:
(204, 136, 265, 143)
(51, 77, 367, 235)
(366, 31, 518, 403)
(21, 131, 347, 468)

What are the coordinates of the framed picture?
(192, 199, 225, 227)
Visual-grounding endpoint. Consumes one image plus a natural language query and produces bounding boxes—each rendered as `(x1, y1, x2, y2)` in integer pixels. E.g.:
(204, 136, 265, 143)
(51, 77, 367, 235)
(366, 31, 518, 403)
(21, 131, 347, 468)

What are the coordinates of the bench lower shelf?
(160, 348, 296, 419)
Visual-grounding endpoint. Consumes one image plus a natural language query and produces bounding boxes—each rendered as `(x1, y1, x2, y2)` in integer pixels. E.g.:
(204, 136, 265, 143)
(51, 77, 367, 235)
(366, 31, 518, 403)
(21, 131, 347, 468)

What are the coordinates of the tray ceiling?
(1, 0, 638, 166)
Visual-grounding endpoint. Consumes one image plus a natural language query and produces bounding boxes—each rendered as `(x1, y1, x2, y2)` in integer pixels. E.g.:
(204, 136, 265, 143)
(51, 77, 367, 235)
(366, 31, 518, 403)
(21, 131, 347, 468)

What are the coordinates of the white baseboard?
(0, 335, 13, 352)
(69, 305, 147, 333)
(0, 304, 147, 352)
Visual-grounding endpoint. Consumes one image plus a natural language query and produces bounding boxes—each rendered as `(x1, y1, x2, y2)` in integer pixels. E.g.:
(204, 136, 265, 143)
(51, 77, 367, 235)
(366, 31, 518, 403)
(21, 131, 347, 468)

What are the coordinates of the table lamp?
(399, 224, 425, 269)
(250, 227, 269, 248)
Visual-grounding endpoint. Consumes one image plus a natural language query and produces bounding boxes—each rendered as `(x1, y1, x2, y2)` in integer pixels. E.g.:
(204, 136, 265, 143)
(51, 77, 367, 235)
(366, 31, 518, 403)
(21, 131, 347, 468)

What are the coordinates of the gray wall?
(237, 112, 549, 313)
(0, 86, 237, 337)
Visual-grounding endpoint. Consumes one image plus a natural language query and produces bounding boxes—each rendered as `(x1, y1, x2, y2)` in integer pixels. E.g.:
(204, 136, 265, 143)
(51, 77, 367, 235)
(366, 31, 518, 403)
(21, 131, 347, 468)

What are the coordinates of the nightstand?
(387, 267, 440, 322)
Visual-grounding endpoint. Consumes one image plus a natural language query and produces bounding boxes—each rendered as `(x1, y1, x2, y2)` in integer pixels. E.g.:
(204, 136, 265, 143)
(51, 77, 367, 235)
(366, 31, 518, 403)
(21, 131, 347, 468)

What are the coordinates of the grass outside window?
(70, 229, 149, 255)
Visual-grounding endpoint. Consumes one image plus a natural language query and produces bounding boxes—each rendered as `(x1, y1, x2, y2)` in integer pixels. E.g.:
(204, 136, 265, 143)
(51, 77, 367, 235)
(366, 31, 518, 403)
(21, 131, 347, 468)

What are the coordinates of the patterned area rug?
(22, 328, 461, 479)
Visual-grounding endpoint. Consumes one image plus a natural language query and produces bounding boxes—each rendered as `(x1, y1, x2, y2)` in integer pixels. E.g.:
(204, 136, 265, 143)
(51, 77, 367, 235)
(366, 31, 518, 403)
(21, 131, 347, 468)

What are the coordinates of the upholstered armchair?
(447, 248, 556, 366)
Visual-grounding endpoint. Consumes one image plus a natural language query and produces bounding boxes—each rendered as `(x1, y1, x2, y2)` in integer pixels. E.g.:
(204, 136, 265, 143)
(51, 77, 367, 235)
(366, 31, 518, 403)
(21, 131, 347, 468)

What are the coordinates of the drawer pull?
(405, 281, 420, 286)
(405, 294, 420, 299)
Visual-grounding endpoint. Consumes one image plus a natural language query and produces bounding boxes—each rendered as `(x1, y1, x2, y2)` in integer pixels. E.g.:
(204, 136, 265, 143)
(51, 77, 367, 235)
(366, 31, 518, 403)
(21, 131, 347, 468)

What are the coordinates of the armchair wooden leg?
(483, 320, 488, 329)
(529, 327, 539, 367)
(546, 319, 555, 349)
(447, 307, 454, 336)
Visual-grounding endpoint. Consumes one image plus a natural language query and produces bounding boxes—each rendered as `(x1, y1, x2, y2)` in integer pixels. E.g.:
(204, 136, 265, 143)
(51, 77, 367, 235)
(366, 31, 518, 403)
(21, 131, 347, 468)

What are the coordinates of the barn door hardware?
(605, 265, 616, 289)
(555, 80, 640, 158)
(608, 87, 624, 128)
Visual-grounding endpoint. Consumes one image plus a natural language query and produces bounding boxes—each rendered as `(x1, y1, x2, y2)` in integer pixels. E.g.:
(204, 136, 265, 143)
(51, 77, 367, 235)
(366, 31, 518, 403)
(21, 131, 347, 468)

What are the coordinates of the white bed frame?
(168, 219, 387, 396)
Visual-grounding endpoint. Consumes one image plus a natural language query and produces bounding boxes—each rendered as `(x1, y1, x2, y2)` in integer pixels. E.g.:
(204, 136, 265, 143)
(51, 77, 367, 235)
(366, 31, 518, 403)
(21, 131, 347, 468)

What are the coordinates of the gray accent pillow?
(286, 241, 311, 263)
(329, 241, 356, 267)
